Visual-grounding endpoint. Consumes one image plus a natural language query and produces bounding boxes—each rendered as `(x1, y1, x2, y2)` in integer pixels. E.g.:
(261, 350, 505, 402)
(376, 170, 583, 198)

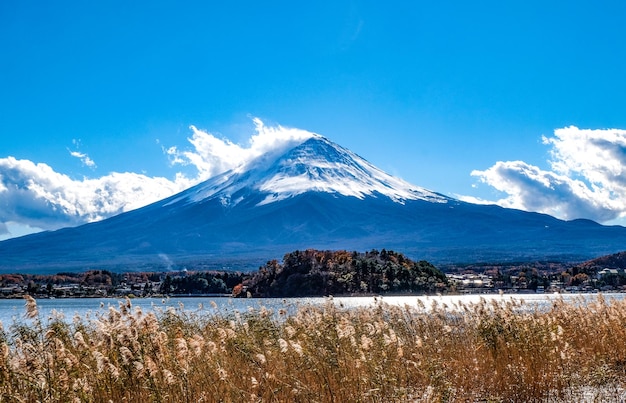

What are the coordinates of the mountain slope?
(1, 136, 626, 273)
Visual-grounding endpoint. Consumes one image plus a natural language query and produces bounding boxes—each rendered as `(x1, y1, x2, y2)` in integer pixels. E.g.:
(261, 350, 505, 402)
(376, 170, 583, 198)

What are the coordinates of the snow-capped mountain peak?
(170, 135, 448, 207)
(4, 130, 626, 273)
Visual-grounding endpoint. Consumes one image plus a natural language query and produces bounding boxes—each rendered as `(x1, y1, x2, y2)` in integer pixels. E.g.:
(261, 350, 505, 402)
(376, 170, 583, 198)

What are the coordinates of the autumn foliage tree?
(245, 249, 448, 297)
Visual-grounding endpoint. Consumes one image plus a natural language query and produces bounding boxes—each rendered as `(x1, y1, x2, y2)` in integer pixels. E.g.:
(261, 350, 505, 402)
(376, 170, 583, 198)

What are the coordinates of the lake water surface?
(1, 293, 624, 327)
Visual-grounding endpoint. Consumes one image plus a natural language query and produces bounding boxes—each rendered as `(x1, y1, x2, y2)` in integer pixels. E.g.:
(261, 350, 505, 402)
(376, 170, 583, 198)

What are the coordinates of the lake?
(1, 293, 624, 328)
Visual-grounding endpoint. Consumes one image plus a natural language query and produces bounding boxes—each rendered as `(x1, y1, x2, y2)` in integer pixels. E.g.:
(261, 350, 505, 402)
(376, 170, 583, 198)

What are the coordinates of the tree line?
(1, 249, 449, 298)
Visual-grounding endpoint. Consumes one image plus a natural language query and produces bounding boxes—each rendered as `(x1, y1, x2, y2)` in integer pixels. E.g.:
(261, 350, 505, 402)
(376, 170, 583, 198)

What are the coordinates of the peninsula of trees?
(242, 249, 448, 297)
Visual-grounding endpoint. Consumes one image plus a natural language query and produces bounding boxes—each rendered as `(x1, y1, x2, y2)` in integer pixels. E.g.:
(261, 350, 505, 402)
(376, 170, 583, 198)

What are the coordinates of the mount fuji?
(1, 135, 626, 273)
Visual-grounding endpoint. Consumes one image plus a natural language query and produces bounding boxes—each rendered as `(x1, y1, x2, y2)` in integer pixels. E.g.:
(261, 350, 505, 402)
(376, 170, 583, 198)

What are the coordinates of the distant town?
(446, 267, 626, 294)
(0, 270, 243, 299)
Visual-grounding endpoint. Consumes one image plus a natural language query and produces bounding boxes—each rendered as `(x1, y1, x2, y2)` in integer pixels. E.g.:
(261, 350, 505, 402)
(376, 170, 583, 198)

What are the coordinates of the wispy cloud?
(0, 119, 316, 239)
(68, 139, 97, 168)
(338, 3, 364, 51)
(468, 126, 626, 224)
(69, 150, 97, 168)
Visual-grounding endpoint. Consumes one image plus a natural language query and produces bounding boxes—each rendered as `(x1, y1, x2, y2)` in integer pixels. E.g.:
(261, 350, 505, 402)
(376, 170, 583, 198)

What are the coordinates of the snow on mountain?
(168, 135, 449, 207)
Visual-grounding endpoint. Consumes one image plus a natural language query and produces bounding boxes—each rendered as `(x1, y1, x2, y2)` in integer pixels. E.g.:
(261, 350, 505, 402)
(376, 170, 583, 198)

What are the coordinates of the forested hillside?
(243, 249, 448, 297)
(577, 251, 626, 271)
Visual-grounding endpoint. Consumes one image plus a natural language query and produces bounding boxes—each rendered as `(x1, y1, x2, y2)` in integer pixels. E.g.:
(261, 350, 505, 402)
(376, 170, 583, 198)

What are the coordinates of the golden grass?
(1, 294, 626, 402)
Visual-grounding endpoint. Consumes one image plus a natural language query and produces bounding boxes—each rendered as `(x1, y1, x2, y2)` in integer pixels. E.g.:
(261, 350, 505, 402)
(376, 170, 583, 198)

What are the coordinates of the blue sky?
(1, 0, 626, 240)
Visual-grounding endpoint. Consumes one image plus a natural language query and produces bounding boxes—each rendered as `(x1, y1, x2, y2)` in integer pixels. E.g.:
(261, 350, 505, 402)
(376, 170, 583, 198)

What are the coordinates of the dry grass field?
(1, 294, 626, 402)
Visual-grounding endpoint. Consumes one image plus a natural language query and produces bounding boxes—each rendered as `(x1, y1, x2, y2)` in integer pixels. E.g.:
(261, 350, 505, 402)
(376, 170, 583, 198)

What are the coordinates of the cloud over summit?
(470, 126, 626, 224)
(166, 118, 316, 180)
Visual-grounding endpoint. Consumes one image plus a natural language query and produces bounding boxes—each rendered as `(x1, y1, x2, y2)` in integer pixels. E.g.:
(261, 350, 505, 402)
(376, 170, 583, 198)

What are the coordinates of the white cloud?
(166, 118, 316, 181)
(69, 150, 97, 168)
(69, 139, 97, 168)
(0, 119, 316, 239)
(471, 126, 626, 223)
(0, 157, 188, 233)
